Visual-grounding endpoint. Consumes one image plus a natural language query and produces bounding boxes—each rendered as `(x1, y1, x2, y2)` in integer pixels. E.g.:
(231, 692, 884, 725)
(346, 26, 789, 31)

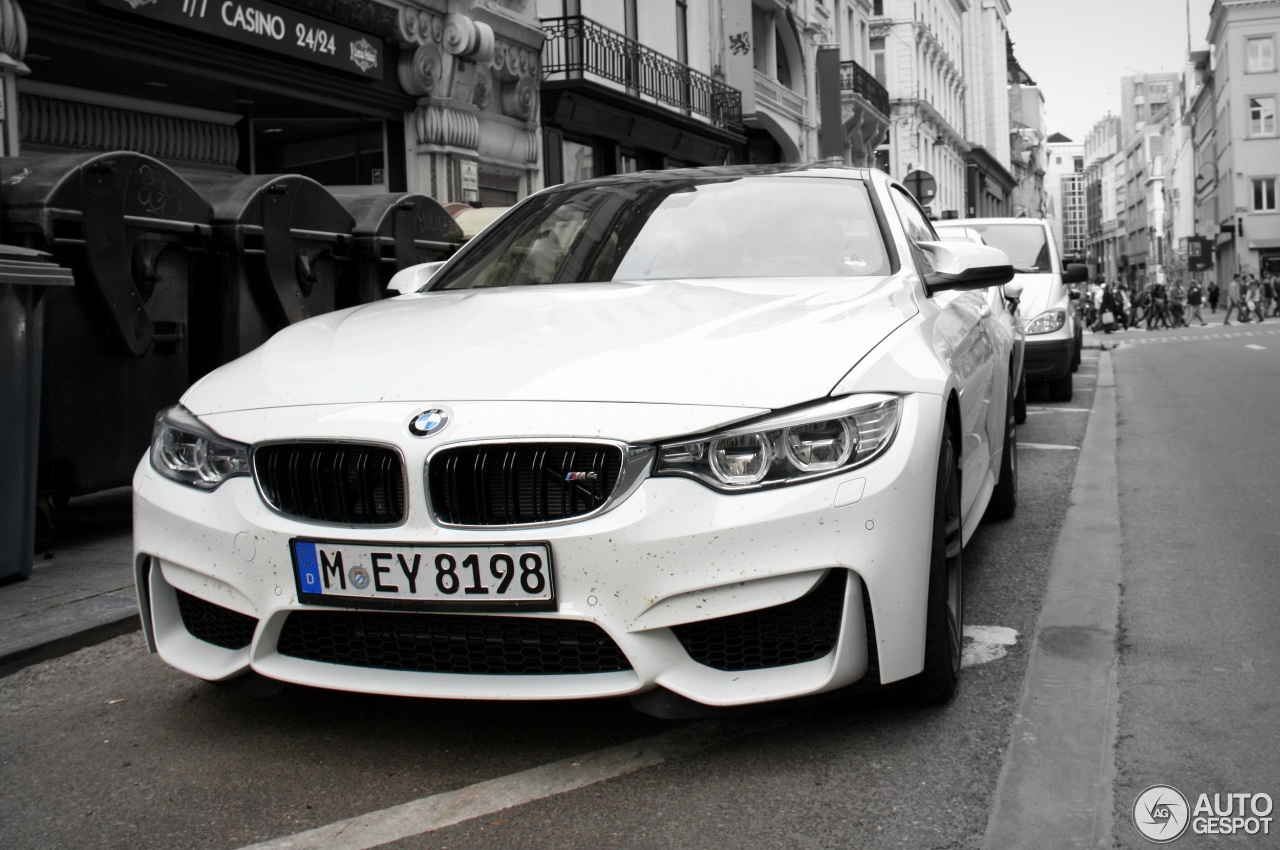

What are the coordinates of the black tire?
(1048, 373, 1073, 402)
(985, 386, 1018, 521)
(1071, 335, 1081, 372)
(1013, 373, 1027, 424)
(909, 430, 963, 702)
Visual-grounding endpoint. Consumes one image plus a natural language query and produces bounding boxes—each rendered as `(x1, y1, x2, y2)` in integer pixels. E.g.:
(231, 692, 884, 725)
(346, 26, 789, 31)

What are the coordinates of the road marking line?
(1019, 443, 1080, 451)
(1025, 407, 1091, 413)
(235, 720, 747, 850)
(1247, 344, 1267, 350)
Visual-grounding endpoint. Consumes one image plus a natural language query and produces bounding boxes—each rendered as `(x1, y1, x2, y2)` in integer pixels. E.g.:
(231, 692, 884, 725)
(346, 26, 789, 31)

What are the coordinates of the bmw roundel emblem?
(409, 408, 449, 437)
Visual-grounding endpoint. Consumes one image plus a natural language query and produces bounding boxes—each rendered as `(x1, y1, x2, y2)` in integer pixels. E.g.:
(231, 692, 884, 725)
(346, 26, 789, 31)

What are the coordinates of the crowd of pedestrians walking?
(1083, 273, 1279, 333)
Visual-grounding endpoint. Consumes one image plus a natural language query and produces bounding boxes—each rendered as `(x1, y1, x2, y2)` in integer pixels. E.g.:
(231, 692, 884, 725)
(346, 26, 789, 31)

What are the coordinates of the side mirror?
(387, 261, 447, 295)
(1063, 263, 1089, 284)
(917, 241, 1014, 294)
(1003, 280, 1024, 307)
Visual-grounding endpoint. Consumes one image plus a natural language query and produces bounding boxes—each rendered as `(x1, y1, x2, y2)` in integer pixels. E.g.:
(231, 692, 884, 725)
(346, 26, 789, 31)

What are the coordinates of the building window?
(871, 36, 885, 86)
(562, 139, 594, 183)
(1247, 37, 1276, 73)
(1255, 177, 1277, 211)
(1250, 96, 1277, 136)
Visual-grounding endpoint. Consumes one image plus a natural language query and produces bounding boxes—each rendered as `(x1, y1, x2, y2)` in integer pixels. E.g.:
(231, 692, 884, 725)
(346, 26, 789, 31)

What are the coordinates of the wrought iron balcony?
(542, 16, 744, 134)
(840, 60, 890, 118)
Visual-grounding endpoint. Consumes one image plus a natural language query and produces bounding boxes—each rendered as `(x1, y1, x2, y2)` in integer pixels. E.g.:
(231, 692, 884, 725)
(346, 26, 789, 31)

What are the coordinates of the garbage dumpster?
(0, 152, 212, 505)
(452, 205, 511, 242)
(333, 193, 462, 306)
(0, 246, 73, 579)
(182, 173, 353, 378)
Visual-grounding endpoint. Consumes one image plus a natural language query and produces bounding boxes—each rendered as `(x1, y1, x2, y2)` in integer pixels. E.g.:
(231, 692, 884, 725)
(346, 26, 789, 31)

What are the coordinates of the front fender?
(830, 310, 955, 403)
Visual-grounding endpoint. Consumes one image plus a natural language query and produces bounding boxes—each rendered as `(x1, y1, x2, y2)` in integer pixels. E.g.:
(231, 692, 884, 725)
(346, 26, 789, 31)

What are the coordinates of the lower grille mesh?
(276, 610, 632, 674)
(672, 571, 847, 671)
(176, 590, 257, 650)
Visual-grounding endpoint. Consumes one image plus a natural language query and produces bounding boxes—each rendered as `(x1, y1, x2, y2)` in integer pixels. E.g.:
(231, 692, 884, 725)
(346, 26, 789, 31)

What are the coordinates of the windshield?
(430, 175, 890, 290)
(938, 223, 1051, 273)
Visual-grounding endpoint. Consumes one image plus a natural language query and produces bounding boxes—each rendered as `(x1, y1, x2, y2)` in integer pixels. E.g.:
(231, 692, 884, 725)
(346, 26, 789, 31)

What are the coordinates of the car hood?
(183, 277, 918, 415)
(1011, 273, 1063, 320)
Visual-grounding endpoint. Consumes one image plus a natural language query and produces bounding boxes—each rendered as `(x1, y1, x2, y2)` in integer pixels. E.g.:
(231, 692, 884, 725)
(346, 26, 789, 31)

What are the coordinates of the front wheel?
(1013, 373, 1028, 424)
(908, 430, 964, 702)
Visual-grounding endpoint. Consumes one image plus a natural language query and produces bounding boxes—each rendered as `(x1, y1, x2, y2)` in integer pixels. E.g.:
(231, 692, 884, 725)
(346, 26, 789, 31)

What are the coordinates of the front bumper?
(133, 394, 945, 708)
(1022, 337, 1074, 381)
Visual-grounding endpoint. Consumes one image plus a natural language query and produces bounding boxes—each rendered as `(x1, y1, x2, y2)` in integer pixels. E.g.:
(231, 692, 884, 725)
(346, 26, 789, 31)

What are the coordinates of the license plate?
(291, 538, 555, 611)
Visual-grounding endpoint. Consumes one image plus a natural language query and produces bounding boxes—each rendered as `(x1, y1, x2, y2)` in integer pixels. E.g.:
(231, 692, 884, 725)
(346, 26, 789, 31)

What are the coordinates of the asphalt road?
(1108, 323, 1280, 846)
(2, 357, 1097, 850)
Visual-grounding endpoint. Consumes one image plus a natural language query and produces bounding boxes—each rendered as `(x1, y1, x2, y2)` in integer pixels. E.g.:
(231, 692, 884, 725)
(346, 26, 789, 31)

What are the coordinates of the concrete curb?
(0, 587, 139, 677)
(982, 348, 1122, 849)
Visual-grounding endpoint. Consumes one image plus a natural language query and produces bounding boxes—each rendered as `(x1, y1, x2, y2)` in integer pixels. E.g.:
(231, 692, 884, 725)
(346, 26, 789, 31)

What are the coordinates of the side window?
(890, 186, 938, 244)
(889, 186, 940, 280)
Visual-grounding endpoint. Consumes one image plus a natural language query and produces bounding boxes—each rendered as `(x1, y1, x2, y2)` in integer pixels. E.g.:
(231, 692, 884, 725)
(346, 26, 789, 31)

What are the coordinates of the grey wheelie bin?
(0, 246, 73, 577)
(181, 173, 354, 378)
(333, 193, 462, 306)
(0, 152, 212, 509)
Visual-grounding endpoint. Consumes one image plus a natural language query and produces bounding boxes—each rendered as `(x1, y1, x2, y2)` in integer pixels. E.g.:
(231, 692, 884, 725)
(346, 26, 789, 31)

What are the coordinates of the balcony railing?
(840, 60, 890, 118)
(542, 16, 744, 134)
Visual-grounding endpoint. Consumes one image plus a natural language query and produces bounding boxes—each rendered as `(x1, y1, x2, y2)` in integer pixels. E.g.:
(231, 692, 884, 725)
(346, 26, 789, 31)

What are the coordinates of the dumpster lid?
(452, 206, 510, 241)
(1, 152, 212, 227)
(180, 172, 354, 234)
(0, 244, 74, 287)
(333, 193, 463, 243)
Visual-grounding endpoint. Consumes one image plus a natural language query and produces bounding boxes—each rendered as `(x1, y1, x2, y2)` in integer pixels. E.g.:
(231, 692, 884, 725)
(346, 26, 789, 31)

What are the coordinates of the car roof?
(935, 226, 986, 243)
(548, 163, 880, 192)
(935, 217, 1050, 227)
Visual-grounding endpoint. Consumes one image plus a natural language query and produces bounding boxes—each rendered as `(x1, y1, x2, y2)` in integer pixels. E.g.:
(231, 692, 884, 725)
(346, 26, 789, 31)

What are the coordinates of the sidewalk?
(0, 486, 137, 676)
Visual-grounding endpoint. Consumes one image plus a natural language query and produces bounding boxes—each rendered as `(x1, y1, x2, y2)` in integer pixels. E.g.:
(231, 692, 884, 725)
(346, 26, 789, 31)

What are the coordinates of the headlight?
(150, 405, 251, 490)
(1023, 308, 1066, 335)
(655, 396, 900, 492)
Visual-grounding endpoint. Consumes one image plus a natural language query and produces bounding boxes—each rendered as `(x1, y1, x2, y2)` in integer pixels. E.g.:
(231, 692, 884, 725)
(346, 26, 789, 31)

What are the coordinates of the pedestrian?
(1119, 286, 1133, 329)
(1187, 279, 1207, 325)
(1099, 284, 1118, 333)
(1223, 274, 1244, 325)
(1208, 279, 1220, 313)
(1089, 280, 1104, 331)
(1130, 285, 1150, 329)
(1169, 279, 1187, 327)
(1263, 275, 1276, 318)
(1246, 275, 1265, 322)
(1147, 282, 1170, 330)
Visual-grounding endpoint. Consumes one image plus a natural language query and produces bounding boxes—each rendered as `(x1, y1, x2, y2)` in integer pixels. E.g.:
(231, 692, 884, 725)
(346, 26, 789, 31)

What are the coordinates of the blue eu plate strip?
(295, 541, 323, 595)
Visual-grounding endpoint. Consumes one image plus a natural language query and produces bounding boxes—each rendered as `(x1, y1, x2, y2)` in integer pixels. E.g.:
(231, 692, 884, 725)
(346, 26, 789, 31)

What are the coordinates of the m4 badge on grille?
(565, 472, 598, 482)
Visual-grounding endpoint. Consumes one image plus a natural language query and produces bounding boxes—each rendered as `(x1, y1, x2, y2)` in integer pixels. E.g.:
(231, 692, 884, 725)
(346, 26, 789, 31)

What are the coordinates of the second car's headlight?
(150, 405, 251, 491)
(1023, 308, 1066, 335)
(655, 396, 900, 492)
